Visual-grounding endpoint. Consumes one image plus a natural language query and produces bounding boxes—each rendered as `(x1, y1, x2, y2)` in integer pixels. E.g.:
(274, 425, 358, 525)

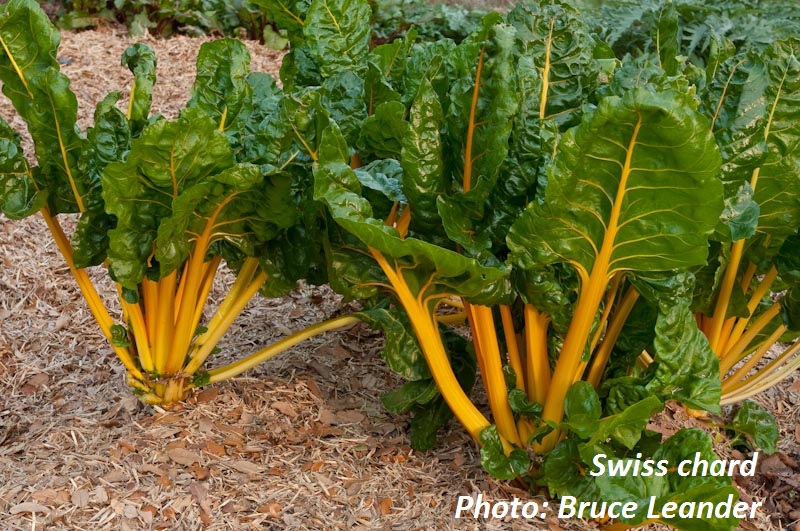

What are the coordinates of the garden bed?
(0, 26, 798, 531)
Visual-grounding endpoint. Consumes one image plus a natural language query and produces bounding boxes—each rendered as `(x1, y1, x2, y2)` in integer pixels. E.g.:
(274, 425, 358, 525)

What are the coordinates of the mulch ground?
(0, 26, 798, 531)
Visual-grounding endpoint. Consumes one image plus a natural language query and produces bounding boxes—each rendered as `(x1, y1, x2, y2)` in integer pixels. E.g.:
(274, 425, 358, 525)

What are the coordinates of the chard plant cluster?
(1, 0, 798, 530)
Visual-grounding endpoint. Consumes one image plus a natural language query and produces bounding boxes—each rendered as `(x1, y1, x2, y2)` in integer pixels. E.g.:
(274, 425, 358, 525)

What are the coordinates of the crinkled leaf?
(542, 438, 601, 500)
(355, 159, 405, 203)
(249, 0, 310, 45)
(508, 389, 543, 420)
(715, 182, 759, 241)
(444, 16, 517, 207)
(0, 1, 86, 215)
(189, 38, 252, 133)
(314, 122, 511, 305)
(120, 43, 156, 136)
(730, 400, 778, 454)
(646, 301, 721, 412)
(402, 40, 454, 108)
(381, 379, 438, 413)
(506, 0, 599, 127)
(0, 118, 44, 219)
(358, 100, 408, 160)
(320, 70, 367, 146)
(479, 425, 530, 480)
(562, 381, 601, 439)
(102, 108, 234, 288)
(399, 78, 445, 231)
(705, 40, 800, 257)
(155, 163, 293, 277)
(509, 88, 722, 278)
(303, 0, 371, 78)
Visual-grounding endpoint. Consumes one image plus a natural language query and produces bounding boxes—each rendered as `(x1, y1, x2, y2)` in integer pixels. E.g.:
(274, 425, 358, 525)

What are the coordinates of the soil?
(0, 26, 798, 531)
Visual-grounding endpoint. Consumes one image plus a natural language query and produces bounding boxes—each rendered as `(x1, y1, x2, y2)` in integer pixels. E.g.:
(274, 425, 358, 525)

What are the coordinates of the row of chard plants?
(1, 0, 798, 528)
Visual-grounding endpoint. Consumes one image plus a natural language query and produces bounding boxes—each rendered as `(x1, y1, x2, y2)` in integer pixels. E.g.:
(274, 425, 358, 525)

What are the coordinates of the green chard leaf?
(479, 425, 531, 480)
(0, 0, 87, 215)
(314, 121, 512, 306)
(400, 78, 445, 231)
(506, 0, 599, 127)
(121, 43, 157, 136)
(357, 307, 430, 381)
(102, 108, 235, 288)
(189, 38, 253, 134)
(705, 40, 800, 255)
(303, 0, 371, 79)
(444, 15, 518, 207)
(0, 118, 45, 219)
(509, 87, 723, 278)
(730, 400, 778, 454)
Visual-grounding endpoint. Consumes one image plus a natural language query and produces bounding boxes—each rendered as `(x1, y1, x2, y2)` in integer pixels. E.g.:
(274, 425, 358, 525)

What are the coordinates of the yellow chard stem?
(708, 239, 745, 352)
(371, 248, 492, 445)
(587, 287, 640, 388)
(524, 304, 551, 406)
(183, 270, 268, 375)
(721, 325, 787, 393)
(40, 208, 144, 381)
(540, 118, 643, 452)
(500, 305, 526, 392)
(117, 286, 154, 373)
(207, 315, 361, 383)
(142, 277, 159, 346)
(721, 339, 800, 404)
(155, 269, 178, 375)
(720, 266, 778, 357)
(468, 303, 522, 447)
(197, 256, 260, 347)
(719, 302, 781, 374)
(188, 255, 223, 343)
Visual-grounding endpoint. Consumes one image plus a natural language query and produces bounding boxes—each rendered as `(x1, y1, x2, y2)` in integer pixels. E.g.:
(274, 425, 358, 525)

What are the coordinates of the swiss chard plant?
(0, 0, 357, 404)
(264, 0, 751, 529)
(590, 0, 800, 410)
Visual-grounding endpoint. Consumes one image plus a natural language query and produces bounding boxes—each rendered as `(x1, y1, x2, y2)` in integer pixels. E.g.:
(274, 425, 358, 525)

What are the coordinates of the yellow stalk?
(155, 269, 177, 375)
(721, 325, 786, 393)
(739, 261, 757, 300)
(142, 277, 159, 346)
(707, 238, 745, 351)
(540, 118, 643, 452)
(174, 262, 189, 320)
(468, 304, 522, 447)
(188, 255, 222, 341)
(118, 290, 154, 373)
(587, 288, 640, 388)
(590, 273, 622, 352)
(435, 312, 467, 325)
(40, 208, 144, 381)
(637, 351, 654, 370)
(524, 304, 551, 406)
(171, 252, 208, 365)
(371, 248, 492, 445)
(462, 47, 485, 193)
(720, 341, 800, 405)
(183, 271, 268, 375)
(207, 315, 361, 383)
(0, 34, 33, 98)
(500, 305, 526, 392)
(196, 256, 260, 347)
(219, 106, 228, 131)
(539, 17, 555, 119)
(720, 266, 778, 356)
(719, 302, 781, 373)
(126, 79, 136, 120)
